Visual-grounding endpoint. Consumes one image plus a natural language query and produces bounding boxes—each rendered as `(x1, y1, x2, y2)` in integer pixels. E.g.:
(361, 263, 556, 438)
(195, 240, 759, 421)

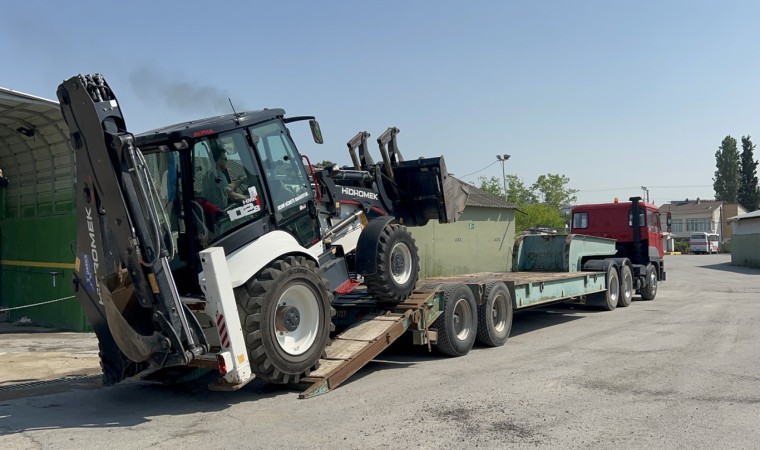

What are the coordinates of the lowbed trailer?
(239, 233, 632, 398)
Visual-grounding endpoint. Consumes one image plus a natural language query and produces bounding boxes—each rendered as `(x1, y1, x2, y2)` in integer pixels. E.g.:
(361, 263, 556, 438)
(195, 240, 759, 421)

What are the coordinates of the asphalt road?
(1, 254, 759, 449)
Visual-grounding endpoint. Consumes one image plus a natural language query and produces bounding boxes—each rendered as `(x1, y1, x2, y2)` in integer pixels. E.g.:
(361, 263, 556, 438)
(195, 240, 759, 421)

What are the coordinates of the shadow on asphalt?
(0, 304, 614, 433)
(697, 262, 760, 275)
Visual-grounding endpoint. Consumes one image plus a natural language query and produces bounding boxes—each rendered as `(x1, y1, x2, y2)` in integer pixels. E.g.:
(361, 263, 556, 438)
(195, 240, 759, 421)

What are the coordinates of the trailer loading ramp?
(299, 290, 440, 399)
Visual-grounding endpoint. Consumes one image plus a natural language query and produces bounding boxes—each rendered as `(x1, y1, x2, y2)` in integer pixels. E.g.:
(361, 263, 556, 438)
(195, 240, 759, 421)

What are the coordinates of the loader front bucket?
(384, 155, 469, 227)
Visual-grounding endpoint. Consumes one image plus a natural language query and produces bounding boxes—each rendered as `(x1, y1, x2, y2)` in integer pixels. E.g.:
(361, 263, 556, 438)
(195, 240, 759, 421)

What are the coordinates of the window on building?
(686, 218, 712, 232)
(671, 219, 684, 232)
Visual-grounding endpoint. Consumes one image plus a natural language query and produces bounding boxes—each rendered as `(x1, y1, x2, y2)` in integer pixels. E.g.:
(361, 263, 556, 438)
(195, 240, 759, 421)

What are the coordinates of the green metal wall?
(409, 207, 516, 278)
(731, 233, 760, 268)
(0, 211, 86, 330)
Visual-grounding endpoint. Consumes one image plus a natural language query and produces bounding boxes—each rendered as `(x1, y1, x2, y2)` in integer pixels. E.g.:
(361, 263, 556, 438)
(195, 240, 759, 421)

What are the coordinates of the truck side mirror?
(666, 212, 672, 233)
(309, 119, 324, 144)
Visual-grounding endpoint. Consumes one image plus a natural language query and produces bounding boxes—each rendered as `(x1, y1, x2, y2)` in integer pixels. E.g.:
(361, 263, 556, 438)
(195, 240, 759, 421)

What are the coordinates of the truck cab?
(570, 196, 668, 297)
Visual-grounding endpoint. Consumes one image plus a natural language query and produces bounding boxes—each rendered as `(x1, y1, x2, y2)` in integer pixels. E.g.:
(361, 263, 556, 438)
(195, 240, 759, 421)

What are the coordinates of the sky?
(3, 0, 760, 205)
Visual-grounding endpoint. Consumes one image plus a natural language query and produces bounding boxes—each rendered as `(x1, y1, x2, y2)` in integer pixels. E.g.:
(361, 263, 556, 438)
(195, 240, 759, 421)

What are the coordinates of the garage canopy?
(0, 88, 73, 217)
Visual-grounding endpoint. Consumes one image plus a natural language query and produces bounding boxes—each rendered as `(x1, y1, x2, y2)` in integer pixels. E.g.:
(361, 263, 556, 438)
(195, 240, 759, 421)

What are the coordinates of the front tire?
(364, 223, 420, 303)
(235, 255, 334, 384)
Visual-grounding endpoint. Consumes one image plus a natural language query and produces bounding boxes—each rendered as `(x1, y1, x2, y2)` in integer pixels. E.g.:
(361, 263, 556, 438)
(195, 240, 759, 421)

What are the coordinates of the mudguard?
(355, 216, 395, 276)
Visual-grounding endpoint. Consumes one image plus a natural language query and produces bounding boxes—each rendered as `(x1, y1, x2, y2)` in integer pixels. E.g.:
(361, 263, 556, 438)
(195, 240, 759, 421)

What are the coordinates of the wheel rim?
(623, 272, 633, 300)
(390, 241, 413, 285)
(452, 298, 473, 341)
(650, 272, 657, 291)
(609, 276, 619, 302)
(274, 284, 320, 356)
(491, 293, 508, 333)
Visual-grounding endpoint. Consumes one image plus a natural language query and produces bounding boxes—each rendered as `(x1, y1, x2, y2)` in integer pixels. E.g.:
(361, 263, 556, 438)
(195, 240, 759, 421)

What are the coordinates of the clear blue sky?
(3, 1, 759, 205)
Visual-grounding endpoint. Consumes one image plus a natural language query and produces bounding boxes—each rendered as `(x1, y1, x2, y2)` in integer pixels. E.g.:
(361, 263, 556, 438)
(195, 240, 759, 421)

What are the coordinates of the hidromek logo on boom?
(341, 186, 379, 200)
(85, 205, 102, 302)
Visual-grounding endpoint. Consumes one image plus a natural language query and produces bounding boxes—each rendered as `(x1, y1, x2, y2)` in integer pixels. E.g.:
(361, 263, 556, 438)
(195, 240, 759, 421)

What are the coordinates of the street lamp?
(641, 186, 649, 203)
(496, 154, 511, 199)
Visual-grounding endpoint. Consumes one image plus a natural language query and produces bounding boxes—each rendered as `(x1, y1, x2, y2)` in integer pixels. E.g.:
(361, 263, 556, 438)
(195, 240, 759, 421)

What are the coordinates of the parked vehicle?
(570, 197, 670, 301)
(689, 232, 719, 254)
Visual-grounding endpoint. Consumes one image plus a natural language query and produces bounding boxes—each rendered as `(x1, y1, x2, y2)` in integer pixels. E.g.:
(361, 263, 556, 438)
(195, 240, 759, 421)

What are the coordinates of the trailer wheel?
(364, 223, 420, 303)
(640, 264, 658, 301)
(589, 266, 619, 311)
(618, 265, 633, 308)
(235, 255, 335, 384)
(476, 281, 513, 347)
(433, 283, 478, 356)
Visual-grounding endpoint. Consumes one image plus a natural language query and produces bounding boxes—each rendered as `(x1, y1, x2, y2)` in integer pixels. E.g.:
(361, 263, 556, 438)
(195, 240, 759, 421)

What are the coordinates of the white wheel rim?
(492, 293, 508, 333)
(623, 272, 633, 300)
(453, 298, 472, 341)
(275, 284, 319, 356)
(390, 241, 413, 285)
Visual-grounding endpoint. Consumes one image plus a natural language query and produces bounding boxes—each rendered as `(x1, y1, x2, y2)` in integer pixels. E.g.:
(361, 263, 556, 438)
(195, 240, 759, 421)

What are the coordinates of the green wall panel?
(0, 214, 87, 331)
(409, 207, 515, 278)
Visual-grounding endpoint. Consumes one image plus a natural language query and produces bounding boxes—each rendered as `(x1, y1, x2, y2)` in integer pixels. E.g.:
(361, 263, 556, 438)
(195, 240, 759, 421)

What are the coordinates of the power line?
(458, 160, 499, 179)
(578, 184, 712, 193)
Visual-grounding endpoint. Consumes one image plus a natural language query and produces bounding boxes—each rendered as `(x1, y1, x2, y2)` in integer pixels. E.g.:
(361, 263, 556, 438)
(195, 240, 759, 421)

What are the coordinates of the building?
(728, 210, 760, 268)
(0, 88, 84, 330)
(659, 199, 746, 246)
(409, 179, 517, 277)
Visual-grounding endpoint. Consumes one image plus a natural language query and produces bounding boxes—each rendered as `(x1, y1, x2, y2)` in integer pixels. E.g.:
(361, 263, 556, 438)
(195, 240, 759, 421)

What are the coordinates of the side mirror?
(666, 212, 672, 233)
(309, 119, 324, 144)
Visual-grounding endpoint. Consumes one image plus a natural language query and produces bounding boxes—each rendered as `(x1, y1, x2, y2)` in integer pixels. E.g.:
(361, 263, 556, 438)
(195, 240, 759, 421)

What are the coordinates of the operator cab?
(137, 109, 322, 294)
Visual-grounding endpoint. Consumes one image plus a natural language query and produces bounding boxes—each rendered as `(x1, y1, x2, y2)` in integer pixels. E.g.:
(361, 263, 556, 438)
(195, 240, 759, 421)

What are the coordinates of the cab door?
(249, 121, 321, 247)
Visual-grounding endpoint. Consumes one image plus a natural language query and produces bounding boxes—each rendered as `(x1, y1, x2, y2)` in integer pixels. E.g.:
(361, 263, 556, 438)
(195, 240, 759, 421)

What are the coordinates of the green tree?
(477, 175, 503, 198)
(505, 175, 537, 205)
(531, 173, 578, 209)
(713, 135, 740, 202)
(738, 136, 760, 211)
(515, 204, 566, 233)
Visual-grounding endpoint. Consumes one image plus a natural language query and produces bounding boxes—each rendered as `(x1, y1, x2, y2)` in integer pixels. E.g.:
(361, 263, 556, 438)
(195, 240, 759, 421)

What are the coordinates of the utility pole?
(641, 186, 650, 203)
(497, 154, 511, 199)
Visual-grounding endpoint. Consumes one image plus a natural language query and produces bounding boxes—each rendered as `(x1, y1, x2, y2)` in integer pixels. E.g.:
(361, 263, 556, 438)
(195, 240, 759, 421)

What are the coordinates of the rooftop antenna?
(228, 98, 240, 124)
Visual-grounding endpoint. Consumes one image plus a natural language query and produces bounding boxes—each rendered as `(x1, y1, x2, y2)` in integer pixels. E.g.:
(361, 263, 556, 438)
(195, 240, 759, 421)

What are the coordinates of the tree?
(505, 175, 537, 205)
(713, 135, 740, 202)
(477, 173, 575, 233)
(477, 175, 503, 198)
(738, 136, 760, 211)
(515, 203, 566, 233)
(531, 173, 578, 209)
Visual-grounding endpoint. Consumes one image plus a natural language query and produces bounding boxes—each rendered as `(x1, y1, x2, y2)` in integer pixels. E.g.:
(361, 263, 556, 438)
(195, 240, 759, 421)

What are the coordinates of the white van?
(689, 232, 719, 254)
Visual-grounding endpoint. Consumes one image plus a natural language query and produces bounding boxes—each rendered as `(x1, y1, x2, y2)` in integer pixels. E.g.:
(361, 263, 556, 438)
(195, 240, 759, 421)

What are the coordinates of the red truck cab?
(570, 196, 669, 297)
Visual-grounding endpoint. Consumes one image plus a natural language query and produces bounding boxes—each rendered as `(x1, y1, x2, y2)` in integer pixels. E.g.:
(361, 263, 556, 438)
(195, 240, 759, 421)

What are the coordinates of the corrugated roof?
(659, 200, 724, 214)
(728, 209, 760, 221)
(455, 178, 516, 209)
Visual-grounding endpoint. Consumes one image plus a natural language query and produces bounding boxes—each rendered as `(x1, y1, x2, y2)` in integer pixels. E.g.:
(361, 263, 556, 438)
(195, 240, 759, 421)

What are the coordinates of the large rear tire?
(364, 223, 420, 303)
(589, 265, 619, 311)
(617, 265, 633, 308)
(640, 264, 658, 301)
(476, 281, 513, 347)
(235, 255, 334, 384)
(433, 283, 478, 357)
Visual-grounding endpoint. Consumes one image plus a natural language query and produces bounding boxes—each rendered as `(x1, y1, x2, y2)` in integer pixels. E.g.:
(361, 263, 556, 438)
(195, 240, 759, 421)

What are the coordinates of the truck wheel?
(618, 265, 633, 308)
(433, 283, 478, 357)
(364, 223, 420, 303)
(476, 281, 512, 347)
(640, 264, 658, 301)
(235, 255, 335, 384)
(589, 266, 619, 311)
